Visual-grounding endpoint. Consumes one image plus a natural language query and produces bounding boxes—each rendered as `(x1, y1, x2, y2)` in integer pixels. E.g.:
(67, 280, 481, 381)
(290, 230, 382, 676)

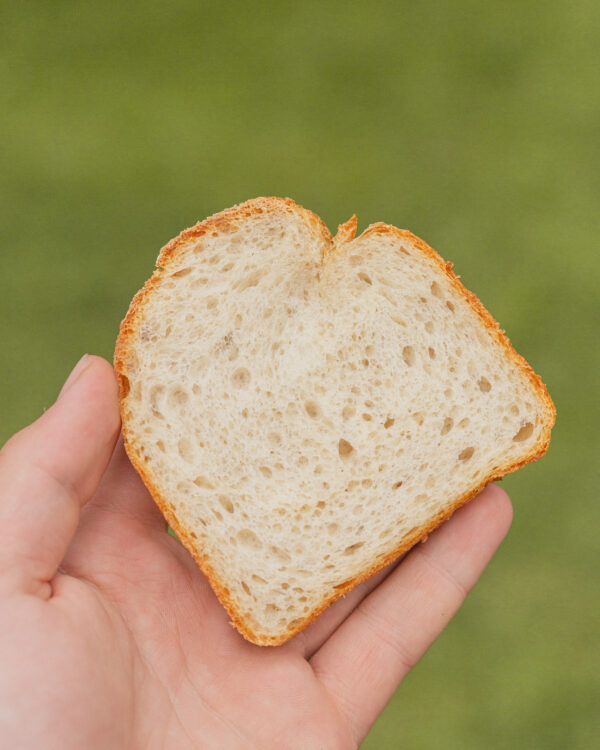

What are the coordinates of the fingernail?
(59, 354, 91, 398)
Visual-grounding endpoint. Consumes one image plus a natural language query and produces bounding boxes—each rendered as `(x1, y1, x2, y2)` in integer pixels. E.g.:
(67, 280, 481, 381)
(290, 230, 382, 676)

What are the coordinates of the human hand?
(0, 355, 512, 749)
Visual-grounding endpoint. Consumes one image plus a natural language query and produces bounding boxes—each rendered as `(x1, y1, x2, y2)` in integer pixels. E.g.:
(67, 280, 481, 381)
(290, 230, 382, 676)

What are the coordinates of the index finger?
(310, 484, 513, 745)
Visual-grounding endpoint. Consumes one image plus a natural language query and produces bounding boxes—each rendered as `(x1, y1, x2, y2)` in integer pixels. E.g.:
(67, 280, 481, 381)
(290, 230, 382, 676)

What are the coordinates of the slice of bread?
(114, 197, 555, 645)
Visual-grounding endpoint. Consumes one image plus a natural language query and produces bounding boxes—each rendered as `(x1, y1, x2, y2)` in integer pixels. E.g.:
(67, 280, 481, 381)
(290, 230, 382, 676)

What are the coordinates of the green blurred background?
(1, 0, 598, 746)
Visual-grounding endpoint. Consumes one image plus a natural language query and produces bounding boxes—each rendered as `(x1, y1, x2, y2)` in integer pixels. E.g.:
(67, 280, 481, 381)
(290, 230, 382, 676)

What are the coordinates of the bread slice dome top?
(114, 197, 555, 645)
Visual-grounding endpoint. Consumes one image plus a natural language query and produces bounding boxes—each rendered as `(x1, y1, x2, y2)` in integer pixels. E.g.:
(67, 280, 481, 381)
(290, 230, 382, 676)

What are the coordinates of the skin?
(0, 355, 513, 750)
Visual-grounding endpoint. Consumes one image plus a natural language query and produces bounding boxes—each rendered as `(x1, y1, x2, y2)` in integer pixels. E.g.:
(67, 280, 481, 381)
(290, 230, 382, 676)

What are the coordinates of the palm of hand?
(54, 508, 349, 749)
(0, 358, 512, 750)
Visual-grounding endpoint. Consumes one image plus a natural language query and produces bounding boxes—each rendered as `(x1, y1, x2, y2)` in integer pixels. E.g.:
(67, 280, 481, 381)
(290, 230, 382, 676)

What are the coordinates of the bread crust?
(114, 197, 555, 646)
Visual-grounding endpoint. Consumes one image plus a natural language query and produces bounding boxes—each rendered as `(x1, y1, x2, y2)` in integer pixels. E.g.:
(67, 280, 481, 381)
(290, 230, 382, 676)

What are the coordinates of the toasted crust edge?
(114, 197, 556, 646)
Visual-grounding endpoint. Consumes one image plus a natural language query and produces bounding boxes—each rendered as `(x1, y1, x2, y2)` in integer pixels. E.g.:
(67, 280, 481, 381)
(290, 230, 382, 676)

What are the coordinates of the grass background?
(1, 1, 598, 746)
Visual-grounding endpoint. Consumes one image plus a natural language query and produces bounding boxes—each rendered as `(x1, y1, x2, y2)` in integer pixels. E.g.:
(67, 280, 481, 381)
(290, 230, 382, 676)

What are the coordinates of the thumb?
(0, 355, 120, 595)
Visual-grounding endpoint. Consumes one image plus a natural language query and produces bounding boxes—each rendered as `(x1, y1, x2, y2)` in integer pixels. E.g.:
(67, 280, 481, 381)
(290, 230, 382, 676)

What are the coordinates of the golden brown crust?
(156, 196, 332, 269)
(332, 214, 358, 251)
(114, 197, 555, 646)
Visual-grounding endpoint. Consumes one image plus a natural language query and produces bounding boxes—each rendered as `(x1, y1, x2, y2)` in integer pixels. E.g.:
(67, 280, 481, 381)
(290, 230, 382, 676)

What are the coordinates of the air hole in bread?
(458, 447, 475, 461)
(156, 440, 166, 453)
(231, 368, 251, 388)
(252, 574, 267, 584)
(178, 438, 194, 463)
(193, 476, 214, 489)
(425, 321, 434, 334)
(428, 347, 436, 359)
(392, 480, 403, 489)
(305, 400, 320, 418)
(218, 496, 235, 514)
(241, 581, 251, 596)
(342, 405, 355, 420)
(402, 346, 416, 366)
(338, 439, 355, 458)
(430, 281, 443, 298)
(172, 267, 193, 278)
(513, 422, 534, 441)
(458, 417, 470, 428)
(149, 385, 165, 416)
(237, 269, 264, 292)
(510, 404, 520, 416)
(259, 466, 272, 478)
(358, 271, 372, 285)
(384, 417, 395, 429)
(212, 509, 223, 521)
(238, 529, 262, 549)
(206, 296, 218, 309)
(446, 300, 455, 312)
(478, 376, 492, 392)
(349, 255, 364, 266)
(344, 542, 365, 555)
(362, 413, 372, 421)
(380, 288, 397, 306)
(327, 523, 339, 535)
(270, 545, 290, 561)
(169, 386, 189, 408)
(441, 418, 454, 435)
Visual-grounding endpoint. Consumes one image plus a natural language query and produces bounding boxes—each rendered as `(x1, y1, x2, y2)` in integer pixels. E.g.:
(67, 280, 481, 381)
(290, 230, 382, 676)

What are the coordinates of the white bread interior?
(114, 198, 555, 645)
